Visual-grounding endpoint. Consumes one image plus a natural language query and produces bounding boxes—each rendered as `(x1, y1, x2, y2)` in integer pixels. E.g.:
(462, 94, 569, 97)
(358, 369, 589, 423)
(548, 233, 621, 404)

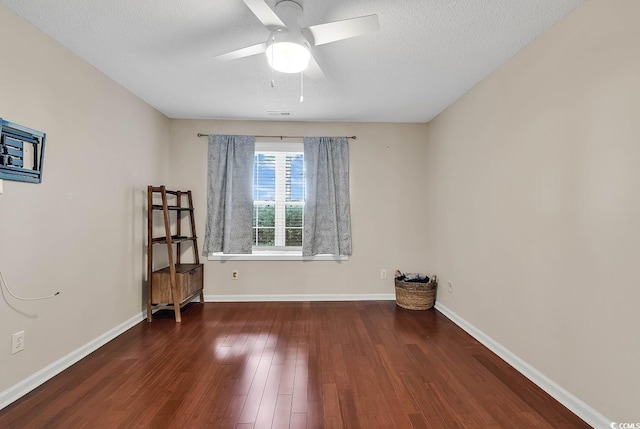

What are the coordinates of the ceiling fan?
(214, 0, 379, 81)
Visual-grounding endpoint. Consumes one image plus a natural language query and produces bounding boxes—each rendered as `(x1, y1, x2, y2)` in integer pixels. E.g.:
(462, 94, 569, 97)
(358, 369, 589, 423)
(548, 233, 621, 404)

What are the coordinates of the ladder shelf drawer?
(151, 263, 203, 305)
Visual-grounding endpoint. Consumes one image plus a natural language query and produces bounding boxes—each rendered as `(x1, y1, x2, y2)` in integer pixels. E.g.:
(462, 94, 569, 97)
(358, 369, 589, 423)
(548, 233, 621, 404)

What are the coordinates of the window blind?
(253, 151, 304, 247)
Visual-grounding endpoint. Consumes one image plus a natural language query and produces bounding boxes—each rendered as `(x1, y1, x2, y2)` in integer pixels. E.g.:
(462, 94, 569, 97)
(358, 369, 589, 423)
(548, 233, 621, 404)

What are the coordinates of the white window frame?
(208, 140, 348, 261)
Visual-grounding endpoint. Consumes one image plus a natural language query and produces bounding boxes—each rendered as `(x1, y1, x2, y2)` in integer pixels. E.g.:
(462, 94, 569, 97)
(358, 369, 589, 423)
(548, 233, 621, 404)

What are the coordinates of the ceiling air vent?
(267, 111, 291, 116)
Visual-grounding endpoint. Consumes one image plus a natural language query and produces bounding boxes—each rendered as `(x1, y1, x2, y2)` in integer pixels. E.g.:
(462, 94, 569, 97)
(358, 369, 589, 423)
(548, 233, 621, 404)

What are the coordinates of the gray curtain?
(303, 137, 352, 256)
(203, 135, 255, 254)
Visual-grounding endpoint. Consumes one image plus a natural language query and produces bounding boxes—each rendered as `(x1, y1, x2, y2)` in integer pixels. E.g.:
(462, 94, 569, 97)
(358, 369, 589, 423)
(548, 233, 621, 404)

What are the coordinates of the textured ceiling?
(1, 0, 582, 123)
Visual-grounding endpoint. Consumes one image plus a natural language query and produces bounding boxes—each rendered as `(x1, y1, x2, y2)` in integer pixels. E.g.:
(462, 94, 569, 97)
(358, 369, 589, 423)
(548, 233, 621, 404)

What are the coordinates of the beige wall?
(0, 6, 169, 392)
(425, 0, 640, 421)
(169, 120, 431, 297)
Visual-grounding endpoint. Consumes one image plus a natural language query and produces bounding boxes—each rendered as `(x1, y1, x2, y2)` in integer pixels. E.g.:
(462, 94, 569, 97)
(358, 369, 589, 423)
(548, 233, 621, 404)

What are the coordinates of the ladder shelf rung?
(151, 235, 197, 244)
(151, 204, 194, 211)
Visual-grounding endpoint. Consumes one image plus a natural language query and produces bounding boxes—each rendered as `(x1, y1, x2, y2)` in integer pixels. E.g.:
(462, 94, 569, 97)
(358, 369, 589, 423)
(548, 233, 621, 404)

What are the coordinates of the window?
(206, 139, 349, 261)
(252, 142, 304, 250)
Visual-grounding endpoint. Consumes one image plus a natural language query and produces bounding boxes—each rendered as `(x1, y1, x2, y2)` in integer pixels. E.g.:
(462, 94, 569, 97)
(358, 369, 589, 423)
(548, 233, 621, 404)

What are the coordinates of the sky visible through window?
(253, 154, 304, 202)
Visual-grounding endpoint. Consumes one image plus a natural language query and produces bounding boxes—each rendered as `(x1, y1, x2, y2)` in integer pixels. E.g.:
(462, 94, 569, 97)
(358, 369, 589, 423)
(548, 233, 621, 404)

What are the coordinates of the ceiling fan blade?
(304, 56, 325, 82)
(214, 42, 266, 61)
(242, 0, 286, 30)
(303, 14, 379, 46)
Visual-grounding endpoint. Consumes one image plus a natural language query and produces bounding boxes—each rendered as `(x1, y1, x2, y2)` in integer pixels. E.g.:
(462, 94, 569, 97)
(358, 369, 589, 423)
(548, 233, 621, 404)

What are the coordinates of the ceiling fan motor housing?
(275, 0, 304, 28)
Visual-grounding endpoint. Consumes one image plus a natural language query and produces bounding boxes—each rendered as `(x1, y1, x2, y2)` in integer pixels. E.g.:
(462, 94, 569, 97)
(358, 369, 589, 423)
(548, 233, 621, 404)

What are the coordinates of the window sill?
(207, 252, 348, 261)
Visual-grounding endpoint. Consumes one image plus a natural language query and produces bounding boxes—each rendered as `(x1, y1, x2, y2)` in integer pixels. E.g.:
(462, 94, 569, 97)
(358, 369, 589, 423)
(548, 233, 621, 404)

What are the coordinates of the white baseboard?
(0, 312, 145, 411)
(204, 293, 396, 302)
(434, 302, 611, 429)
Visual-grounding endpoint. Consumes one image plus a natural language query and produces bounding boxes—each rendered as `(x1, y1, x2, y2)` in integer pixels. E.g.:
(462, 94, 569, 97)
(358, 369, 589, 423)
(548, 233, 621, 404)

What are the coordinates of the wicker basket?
(394, 270, 437, 310)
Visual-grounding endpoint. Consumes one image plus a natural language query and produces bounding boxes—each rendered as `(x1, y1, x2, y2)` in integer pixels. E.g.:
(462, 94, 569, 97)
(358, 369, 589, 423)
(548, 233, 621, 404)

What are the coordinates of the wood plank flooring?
(0, 301, 589, 428)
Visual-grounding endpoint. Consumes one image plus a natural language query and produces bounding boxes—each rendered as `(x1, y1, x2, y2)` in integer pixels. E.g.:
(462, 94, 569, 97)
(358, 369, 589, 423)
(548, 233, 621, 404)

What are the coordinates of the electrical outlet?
(11, 331, 24, 354)
(447, 281, 453, 294)
(231, 270, 238, 280)
(0, 179, 3, 194)
(380, 269, 387, 280)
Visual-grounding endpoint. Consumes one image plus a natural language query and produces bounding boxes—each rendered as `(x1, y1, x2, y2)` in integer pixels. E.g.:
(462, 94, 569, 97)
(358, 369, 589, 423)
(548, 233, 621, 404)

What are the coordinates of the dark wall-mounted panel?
(0, 119, 46, 183)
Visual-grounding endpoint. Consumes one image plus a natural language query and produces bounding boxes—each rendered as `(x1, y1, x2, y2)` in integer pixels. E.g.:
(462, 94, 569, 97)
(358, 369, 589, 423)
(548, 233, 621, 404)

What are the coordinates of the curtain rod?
(197, 133, 356, 140)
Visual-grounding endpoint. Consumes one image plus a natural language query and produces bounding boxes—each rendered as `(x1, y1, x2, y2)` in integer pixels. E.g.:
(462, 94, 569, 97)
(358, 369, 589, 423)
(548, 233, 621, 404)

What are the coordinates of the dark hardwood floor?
(0, 301, 589, 428)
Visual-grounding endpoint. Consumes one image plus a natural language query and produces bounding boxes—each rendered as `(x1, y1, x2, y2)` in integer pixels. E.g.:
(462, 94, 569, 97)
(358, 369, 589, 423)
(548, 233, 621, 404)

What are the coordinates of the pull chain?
(300, 71, 304, 103)
(270, 36, 275, 88)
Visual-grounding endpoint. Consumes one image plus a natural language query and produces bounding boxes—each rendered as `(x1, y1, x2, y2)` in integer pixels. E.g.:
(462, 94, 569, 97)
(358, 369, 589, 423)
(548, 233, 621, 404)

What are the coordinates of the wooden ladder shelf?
(147, 185, 204, 322)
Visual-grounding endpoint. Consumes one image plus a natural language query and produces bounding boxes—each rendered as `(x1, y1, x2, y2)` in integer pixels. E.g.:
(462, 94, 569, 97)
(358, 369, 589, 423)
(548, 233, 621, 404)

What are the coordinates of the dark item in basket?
(394, 270, 437, 310)
(395, 272, 430, 283)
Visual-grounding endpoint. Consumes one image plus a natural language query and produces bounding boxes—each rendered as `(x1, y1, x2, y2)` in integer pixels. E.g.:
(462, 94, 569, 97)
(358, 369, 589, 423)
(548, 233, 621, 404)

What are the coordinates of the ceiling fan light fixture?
(265, 31, 310, 73)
